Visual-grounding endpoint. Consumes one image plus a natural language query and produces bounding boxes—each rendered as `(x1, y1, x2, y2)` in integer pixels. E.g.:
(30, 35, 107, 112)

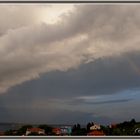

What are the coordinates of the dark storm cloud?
(0, 105, 110, 125)
(1, 5, 140, 124)
(1, 5, 140, 93)
(0, 49, 139, 124)
(1, 50, 140, 102)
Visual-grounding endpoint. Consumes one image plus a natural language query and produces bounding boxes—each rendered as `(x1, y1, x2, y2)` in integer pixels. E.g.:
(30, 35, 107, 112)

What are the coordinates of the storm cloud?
(0, 4, 140, 124)
(0, 5, 140, 93)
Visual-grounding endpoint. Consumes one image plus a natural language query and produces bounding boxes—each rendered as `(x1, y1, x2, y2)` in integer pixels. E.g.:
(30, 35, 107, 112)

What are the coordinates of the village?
(0, 119, 140, 136)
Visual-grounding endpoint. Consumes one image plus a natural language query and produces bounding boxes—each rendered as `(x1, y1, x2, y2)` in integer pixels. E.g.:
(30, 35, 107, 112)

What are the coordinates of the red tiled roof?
(27, 127, 44, 133)
(53, 128, 61, 131)
(87, 130, 105, 136)
(52, 128, 61, 134)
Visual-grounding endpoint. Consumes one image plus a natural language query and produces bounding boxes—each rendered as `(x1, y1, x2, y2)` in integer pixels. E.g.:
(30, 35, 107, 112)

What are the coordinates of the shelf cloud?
(0, 5, 140, 95)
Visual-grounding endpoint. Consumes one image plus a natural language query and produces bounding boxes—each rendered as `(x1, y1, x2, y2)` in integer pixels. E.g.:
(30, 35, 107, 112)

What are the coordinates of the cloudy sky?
(0, 4, 140, 125)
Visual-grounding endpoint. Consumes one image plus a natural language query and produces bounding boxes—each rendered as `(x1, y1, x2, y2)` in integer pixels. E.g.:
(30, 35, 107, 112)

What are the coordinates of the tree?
(111, 128, 122, 135)
(4, 129, 14, 136)
(38, 124, 52, 135)
(16, 125, 32, 135)
(72, 123, 86, 136)
(77, 124, 81, 130)
(100, 125, 110, 135)
(130, 119, 136, 125)
(87, 123, 91, 132)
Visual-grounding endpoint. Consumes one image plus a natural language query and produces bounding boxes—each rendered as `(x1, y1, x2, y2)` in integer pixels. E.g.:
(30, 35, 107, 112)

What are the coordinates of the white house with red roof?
(26, 127, 45, 135)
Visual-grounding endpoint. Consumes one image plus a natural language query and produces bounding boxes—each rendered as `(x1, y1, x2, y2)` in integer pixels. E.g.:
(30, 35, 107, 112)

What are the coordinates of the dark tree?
(72, 123, 86, 136)
(130, 119, 136, 125)
(4, 129, 14, 136)
(38, 124, 53, 135)
(87, 122, 91, 132)
(16, 125, 32, 135)
(77, 124, 81, 130)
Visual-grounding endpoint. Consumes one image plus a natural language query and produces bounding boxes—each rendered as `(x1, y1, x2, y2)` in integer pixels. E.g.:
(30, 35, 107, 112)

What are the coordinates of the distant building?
(90, 124, 101, 130)
(26, 127, 45, 135)
(60, 126, 72, 135)
(87, 130, 105, 136)
(52, 128, 61, 135)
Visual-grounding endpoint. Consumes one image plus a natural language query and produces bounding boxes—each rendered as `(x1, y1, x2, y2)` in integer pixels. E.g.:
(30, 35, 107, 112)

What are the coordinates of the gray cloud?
(0, 5, 140, 124)
(0, 5, 43, 36)
(0, 50, 139, 123)
(1, 5, 140, 93)
(2, 50, 140, 99)
(80, 99, 132, 105)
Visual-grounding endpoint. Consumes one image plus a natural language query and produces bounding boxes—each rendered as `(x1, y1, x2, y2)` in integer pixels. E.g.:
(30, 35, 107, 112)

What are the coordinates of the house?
(60, 126, 72, 135)
(52, 128, 61, 135)
(87, 130, 105, 136)
(90, 124, 101, 130)
(26, 127, 45, 135)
